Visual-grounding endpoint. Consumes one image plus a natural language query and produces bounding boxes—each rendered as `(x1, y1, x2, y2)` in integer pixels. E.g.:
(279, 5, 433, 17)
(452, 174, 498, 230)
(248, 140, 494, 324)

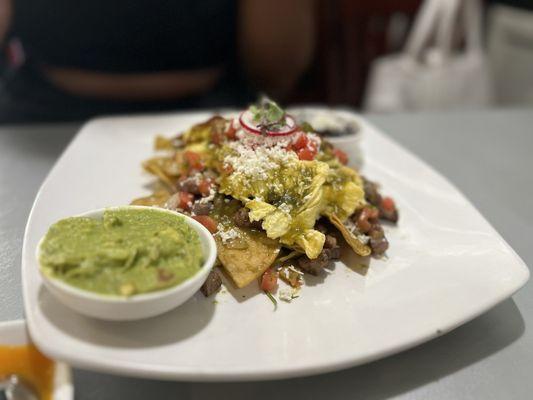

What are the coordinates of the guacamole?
(39, 208, 204, 296)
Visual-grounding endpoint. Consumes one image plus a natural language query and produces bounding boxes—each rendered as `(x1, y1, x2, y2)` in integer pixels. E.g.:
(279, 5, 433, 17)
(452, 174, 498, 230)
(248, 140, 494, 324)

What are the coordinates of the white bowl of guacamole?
(37, 206, 217, 321)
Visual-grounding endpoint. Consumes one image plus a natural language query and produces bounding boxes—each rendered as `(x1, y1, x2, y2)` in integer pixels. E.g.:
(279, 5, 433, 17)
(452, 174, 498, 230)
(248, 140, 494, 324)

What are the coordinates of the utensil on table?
(0, 374, 39, 400)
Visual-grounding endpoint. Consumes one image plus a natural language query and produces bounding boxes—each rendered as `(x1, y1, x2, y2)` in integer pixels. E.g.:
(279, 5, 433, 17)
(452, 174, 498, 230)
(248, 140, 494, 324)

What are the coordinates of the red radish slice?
(239, 110, 297, 137)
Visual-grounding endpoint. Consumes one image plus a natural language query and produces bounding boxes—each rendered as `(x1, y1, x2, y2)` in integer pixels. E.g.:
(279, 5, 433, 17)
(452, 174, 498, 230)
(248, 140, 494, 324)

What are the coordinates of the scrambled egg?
(218, 141, 364, 259)
(182, 117, 366, 259)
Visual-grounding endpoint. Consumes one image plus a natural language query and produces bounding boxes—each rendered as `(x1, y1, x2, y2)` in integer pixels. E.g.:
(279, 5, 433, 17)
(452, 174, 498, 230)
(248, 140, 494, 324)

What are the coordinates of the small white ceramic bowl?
(0, 319, 73, 400)
(37, 206, 217, 321)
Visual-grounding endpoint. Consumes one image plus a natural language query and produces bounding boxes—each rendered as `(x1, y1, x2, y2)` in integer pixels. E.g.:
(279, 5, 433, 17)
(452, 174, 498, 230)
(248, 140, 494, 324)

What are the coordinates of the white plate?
(22, 110, 529, 381)
(0, 320, 73, 399)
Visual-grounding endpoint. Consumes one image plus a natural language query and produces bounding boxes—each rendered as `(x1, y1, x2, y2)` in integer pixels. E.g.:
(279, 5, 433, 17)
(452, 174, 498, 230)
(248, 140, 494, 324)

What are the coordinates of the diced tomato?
(297, 146, 317, 161)
(198, 179, 213, 196)
(381, 197, 396, 212)
(178, 191, 194, 210)
(292, 133, 309, 150)
(333, 148, 348, 165)
(225, 123, 237, 140)
(260, 269, 278, 293)
(192, 215, 218, 233)
(184, 151, 204, 171)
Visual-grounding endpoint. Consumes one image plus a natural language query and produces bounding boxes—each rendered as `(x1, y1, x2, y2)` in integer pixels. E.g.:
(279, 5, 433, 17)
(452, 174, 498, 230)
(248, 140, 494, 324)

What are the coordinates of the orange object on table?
(0, 344, 55, 400)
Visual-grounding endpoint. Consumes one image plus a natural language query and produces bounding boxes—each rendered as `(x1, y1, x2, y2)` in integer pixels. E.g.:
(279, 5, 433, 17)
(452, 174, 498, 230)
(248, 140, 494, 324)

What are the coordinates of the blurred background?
(291, 0, 533, 109)
(0, 0, 532, 123)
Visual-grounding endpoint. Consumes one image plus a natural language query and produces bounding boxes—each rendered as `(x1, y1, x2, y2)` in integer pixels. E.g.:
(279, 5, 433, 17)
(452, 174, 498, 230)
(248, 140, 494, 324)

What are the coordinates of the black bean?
(324, 234, 337, 249)
(297, 245, 340, 275)
(233, 207, 262, 230)
(192, 201, 213, 215)
(368, 223, 384, 240)
(178, 177, 201, 195)
(370, 237, 389, 256)
(363, 177, 382, 207)
(297, 252, 331, 275)
(200, 269, 222, 297)
(233, 208, 250, 227)
(324, 247, 341, 260)
(379, 207, 399, 223)
(316, 223, 328, 234)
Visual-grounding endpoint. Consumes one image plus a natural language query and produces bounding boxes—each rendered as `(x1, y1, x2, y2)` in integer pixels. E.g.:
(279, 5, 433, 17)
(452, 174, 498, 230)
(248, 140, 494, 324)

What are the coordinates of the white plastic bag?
(364, 0, 494, 112)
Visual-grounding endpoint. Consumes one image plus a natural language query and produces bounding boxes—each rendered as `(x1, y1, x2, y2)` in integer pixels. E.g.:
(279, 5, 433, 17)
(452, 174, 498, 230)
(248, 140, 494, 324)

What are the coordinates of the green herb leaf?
(264, 101, 284, 124)
(249, 105, 260, 122)
(264, 290, 278, 310)
(248, 97, 287, 134)
(300, 122, 314, 133)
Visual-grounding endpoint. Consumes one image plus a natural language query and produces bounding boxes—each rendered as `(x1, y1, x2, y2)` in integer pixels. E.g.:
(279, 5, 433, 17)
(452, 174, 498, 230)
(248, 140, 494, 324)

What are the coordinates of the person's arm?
(238, 0, 316, 98)
(0, 0, 11, 44)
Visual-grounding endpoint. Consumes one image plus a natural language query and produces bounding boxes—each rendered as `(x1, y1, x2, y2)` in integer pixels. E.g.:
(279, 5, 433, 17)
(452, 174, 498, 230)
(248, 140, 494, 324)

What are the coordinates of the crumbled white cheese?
(279, 288, 292, 302)
(235, 127, 247, 141)
(344, 217, 370, 244)
(305, 132, 322, 148)
(223, 134, 297, 181)
(287, 264, 304, 276)
(278, 203, 292, 214)
(215, 227, 240, 243)
(357, 234, 370, 244)
(344, 218, 358, 234)
(191, 172, 203, 185)
(198, 186, 216, 204)
(279, 287, 301, 302)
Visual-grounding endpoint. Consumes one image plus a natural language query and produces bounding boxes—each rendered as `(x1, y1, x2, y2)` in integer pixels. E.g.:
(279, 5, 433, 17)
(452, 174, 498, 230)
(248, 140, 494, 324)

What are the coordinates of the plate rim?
(22, 109, 530, 381)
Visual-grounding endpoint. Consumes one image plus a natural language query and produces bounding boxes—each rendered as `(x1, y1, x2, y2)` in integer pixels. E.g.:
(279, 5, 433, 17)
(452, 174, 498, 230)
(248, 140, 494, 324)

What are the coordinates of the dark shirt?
(0, 0, 253, 123)
(12, 0, 237, 72)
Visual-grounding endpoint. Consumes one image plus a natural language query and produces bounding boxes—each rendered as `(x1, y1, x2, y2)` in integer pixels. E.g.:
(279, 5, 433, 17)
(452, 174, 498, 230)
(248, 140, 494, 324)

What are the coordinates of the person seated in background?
(0, 0, 315, 123)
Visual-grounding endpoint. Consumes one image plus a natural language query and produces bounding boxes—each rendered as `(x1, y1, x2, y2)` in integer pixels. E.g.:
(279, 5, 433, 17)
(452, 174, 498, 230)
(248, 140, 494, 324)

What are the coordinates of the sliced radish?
(239, 110, 297, 137)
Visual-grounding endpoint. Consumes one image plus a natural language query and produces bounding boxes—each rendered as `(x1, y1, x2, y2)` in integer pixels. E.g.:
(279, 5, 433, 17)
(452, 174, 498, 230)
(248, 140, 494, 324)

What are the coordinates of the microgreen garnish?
(249, 98, 287, 135)
(264, 290, 278, 310)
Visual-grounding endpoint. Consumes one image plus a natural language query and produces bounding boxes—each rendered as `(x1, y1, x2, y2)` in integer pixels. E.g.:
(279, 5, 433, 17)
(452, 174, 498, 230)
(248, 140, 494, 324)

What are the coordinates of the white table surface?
(1, 108, 531, 399)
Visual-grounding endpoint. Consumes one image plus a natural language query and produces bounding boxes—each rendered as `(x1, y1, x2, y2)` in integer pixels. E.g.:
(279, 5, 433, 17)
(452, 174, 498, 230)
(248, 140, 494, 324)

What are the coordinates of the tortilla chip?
(216, 228, 280, 288)
(130, 190, 171, 207)
(143, 159, 178, 191)
(154, 135, 175, 151)
(328, 213, 371, 257)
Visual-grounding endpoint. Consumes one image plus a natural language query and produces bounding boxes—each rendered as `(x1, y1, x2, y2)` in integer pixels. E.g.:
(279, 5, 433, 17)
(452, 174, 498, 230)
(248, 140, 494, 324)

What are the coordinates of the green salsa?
(39, 208, 204, 296)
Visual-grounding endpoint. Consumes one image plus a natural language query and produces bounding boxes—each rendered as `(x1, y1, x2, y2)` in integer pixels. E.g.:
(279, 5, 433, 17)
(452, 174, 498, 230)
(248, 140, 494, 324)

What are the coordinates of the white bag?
(488, 5, 533, 105)
(364, 0, 494, 112)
